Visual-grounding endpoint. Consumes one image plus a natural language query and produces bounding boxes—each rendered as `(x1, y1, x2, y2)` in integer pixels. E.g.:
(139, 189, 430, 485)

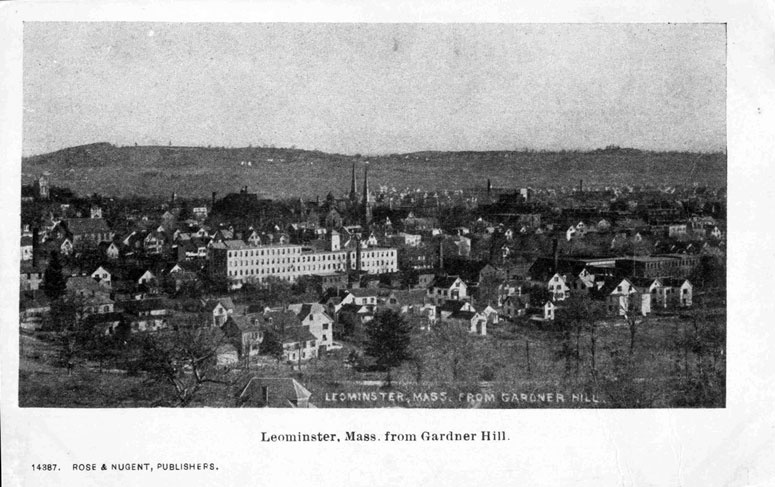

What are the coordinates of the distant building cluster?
(19, 165, 725, 394)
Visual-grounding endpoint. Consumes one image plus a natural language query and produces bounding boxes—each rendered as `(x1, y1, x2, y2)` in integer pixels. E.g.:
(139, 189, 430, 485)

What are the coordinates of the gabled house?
(111, 268, 158, 295)
(337, 303, 375, 328)
(60, 238, 74, 256)
(568, 269, 596, 296)
(501, 294, 530, 319)
(56, 218, 113, 244)
(381, 289, 428, 313)
(221, 314, 263, 361)
(427, 275, 468, 305)
(547, 273, 571, 301)
(120, 297, 169, 332)
(202, 298, 236, 327)
(405, 302, 438, 326)
(660, 278, 693, 308)
(543, 300, 557, 321)
(81, 294, 116, 318)
(90, 265, 113, 288)
(447, 310, 487, 336)
(66, 275, 109, 299)
(246, 230, 263, 246)
(596, 278, 650, 317)
(340, 289, 379, 309)
(438, 300, 475, 320)
(261, 311, 318, 363)
(389, 232, 422, 247)
(105, 242, 121, 259)
(288, 303, 334, 351)
(237, 377, 314, 408)
(143, 231, 165, 255)
(480, 304, 500, 324)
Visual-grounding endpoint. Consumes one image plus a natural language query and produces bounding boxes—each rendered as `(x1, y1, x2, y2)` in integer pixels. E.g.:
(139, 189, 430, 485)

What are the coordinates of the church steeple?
(362, 164, 372, 226)
(349, 162, 358, 203)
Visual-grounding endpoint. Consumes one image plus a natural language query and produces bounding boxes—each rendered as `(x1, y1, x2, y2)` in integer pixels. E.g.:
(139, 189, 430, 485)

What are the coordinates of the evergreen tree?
(42, 251, 67, 300)
(365, 309, 413, 371)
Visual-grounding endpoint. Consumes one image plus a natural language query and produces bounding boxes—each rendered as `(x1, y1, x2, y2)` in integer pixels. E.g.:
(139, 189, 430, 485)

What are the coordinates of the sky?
(23, 23, 726, 156)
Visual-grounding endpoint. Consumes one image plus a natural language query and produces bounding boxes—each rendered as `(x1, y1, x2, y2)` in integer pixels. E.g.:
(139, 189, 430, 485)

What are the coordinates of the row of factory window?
(227, 246, 301, 258)
(226, 247, 395, 260)
(229, 258, 394, 269)
(227, 259, 396, 277)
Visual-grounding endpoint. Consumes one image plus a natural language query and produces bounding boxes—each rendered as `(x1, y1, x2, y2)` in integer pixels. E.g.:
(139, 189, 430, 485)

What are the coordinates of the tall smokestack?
(552, 238, 559, 274)
(32, 227, 39, 268)
(212, 191, 217, 207)
(355, 236, 362, 271)
(487, 178, 492, 198)
(439, 239, 444, 271)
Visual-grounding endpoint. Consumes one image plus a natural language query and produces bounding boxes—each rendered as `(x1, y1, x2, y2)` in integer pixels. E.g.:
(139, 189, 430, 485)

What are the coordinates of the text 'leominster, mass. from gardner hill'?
(260, 431, 507, 442)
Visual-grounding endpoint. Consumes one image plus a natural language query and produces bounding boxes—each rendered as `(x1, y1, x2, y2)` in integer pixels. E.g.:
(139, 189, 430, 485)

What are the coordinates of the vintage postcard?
(17, 21, 727, 410)
(2, 1, 773, 486)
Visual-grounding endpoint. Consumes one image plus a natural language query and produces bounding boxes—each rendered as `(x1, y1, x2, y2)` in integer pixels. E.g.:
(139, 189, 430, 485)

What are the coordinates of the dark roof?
(442, 259, 491, 282)
(596, 278, 632, 297)
(238, 377, 313, 408)
(120, 298, 167, 314)
(296, 303, 315, 322)
(66, 276, 106, 294)
(225, 314, 263, 333)
(439, 300, 469, 313)
(430, 275, 462, 289)
(449, 310, 478, 321)
(661, 277, 691, 287)
(346, 288, 380, 298)
(384, 289, 427, 305)
(629, 277, 660, 288)
(202, 297, 235, 312)
(339, 303, 372, 314)
(260, 310, 302, 331)
(66, 218, 111, 235)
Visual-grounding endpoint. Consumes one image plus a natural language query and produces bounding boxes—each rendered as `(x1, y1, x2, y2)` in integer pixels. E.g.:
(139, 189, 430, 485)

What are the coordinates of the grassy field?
(19, 306, 724, 408)
(22, 143, 727, 199)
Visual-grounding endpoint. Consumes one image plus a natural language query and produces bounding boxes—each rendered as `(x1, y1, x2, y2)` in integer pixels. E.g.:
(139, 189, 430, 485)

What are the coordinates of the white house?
(547, 273, 570, 301)
(289, 303, 335, 351)
(427, 275, 468, 306)
(90, 265, 112, 288)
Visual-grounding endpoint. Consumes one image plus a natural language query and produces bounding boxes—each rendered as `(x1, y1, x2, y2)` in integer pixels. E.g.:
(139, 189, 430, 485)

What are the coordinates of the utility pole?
(525, 339, 531, 376)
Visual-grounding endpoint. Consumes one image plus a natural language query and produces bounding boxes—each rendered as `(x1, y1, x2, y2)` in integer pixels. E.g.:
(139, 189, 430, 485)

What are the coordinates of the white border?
(3, 2, 775, 486)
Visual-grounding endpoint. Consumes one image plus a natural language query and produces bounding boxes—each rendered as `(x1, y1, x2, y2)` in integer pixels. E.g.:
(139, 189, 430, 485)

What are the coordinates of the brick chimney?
(32, 227, 39, 268)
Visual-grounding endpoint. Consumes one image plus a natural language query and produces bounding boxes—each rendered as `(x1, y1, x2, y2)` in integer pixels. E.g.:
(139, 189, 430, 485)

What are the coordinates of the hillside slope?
(22, 143, 727, 199)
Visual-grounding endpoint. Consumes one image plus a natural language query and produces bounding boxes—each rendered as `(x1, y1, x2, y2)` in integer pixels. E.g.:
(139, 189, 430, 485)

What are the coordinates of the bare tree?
(554, 295, 604, 377)
(139, 326, 231, 407)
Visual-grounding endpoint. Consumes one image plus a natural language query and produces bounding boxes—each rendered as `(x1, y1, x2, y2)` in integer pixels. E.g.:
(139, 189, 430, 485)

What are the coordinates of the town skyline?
(23, 140, 728, 159)
(23, 23, 726, 157)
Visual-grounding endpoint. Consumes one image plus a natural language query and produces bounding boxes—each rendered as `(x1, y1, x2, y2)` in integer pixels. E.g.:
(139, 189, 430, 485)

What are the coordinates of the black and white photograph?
(2, 2, 774, 486)
(18, 22, 727, 408)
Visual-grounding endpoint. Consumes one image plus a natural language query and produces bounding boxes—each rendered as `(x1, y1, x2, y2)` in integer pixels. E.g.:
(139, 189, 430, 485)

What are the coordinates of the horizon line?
(22, 141, 728, 159)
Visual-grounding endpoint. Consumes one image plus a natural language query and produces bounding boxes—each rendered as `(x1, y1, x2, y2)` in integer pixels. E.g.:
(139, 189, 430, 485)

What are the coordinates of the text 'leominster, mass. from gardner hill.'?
(259, 431, 508, 442)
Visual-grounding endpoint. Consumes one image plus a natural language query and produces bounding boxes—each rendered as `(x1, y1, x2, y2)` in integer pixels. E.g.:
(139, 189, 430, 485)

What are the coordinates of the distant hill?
(22, 143, 727, 199)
